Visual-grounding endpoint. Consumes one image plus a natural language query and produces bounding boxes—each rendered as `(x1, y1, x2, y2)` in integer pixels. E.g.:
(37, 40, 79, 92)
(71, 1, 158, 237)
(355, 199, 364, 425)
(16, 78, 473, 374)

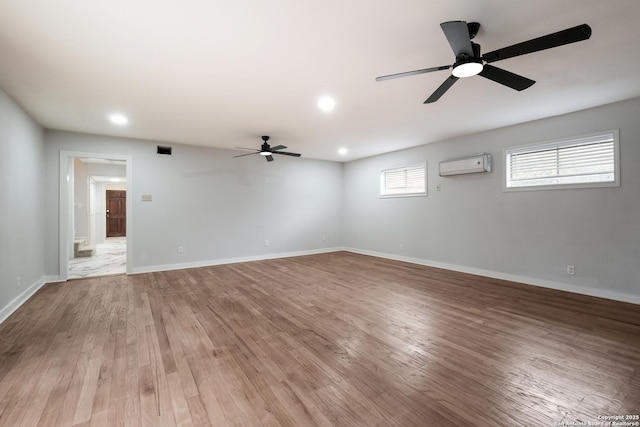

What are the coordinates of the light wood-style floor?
(1, 252, 639, 426)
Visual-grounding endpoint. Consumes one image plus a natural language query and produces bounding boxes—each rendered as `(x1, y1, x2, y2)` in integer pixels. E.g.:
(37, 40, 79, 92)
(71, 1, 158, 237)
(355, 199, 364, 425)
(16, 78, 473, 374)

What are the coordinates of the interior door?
(106, 190, 126, 237)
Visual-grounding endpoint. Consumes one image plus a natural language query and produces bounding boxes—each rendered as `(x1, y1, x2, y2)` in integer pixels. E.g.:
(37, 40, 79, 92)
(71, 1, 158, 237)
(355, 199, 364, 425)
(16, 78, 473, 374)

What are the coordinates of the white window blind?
(380, 163, 426, 197)
(505, 131, 619, 190)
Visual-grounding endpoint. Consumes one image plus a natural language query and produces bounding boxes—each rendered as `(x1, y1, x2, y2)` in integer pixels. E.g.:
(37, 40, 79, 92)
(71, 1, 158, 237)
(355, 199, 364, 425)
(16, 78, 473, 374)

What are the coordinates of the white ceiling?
(1, 0, 639, 162)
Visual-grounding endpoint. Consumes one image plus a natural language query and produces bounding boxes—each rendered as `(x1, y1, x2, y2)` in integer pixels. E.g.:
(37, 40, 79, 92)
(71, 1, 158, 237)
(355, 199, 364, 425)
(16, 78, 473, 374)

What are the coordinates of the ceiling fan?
(376, 21, 592, 103)
(233, 136, 301, 162)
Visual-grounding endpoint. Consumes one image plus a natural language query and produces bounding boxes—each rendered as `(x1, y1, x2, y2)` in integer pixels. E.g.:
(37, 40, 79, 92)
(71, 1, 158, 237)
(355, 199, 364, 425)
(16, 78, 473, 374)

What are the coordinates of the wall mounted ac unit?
(439, 153, 492, 176)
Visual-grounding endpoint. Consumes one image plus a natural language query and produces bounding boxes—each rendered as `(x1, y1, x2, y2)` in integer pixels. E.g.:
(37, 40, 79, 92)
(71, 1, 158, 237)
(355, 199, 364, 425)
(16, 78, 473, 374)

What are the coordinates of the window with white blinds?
(505, 130, 619, 190)
(380, 163, 427, 197)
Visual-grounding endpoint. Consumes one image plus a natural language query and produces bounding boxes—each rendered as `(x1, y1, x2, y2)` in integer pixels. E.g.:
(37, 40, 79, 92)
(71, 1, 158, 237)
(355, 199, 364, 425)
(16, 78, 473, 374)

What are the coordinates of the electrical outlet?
(322, 234, 327, 241)
(399, 244, 404, 251)
(264, 239, 269, 247)
(436, 184, 441, 192)
(178, 246, 184, 254)
(567, 265, 575, 275)
(17, 276, 21, 289)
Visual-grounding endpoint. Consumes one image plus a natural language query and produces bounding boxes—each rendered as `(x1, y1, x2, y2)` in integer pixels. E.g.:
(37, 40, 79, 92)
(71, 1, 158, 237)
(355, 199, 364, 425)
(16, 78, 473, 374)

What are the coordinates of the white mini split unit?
(439, 153, 492, 176)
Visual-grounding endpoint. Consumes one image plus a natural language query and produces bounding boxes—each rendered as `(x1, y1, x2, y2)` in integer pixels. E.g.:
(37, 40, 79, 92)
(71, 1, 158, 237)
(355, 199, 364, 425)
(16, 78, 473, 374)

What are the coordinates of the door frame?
(59, 151, 133, 280)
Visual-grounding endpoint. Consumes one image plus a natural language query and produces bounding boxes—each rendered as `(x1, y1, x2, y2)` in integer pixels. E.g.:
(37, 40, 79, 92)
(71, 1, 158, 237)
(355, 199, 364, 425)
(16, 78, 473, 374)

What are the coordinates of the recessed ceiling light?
(109, 113, 128, 126)
(338, 147, 348, 155)
(317, 96, 336, 112)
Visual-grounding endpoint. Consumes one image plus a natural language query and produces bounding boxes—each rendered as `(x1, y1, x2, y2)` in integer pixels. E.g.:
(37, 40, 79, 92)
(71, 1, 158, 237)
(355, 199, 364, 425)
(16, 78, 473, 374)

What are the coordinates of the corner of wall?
(0, 276, 50, 324)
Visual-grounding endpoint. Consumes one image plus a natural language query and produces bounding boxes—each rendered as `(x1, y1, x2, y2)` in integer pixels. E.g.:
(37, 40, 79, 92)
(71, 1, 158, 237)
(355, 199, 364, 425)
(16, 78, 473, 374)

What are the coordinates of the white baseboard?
(131, 247, 344, 275)
(5, 248, 634, 324)
(344, 247, 640, 306)
(0, 275, 54, 324)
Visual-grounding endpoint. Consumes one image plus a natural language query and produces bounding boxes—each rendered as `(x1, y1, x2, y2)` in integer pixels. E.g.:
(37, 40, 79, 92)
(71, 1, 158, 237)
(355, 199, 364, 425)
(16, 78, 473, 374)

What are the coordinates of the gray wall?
(44, 130, 344, 275)
(0, 90, 45, 314)
(3, 85, 639, 319)
(73, 158, 89, 241)
(87, 162, 126, 177)
(344, 97, 640, 301)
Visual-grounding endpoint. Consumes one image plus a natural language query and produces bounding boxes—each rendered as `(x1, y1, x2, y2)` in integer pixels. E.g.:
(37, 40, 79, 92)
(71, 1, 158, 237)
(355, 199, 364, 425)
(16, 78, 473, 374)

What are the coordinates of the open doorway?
(59, 151, 132, 281)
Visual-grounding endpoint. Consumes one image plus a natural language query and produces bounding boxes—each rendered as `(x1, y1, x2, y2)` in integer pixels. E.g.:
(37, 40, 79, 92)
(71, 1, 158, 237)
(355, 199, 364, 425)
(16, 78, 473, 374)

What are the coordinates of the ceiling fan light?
(452, 60, 483, 78)
(259, 151, 271, 156)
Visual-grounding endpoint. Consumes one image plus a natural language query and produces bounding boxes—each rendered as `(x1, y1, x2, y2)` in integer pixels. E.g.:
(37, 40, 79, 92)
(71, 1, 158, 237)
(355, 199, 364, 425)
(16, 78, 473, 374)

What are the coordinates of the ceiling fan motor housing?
(467, 22, 480, 39)
(260, 135, 271, 155)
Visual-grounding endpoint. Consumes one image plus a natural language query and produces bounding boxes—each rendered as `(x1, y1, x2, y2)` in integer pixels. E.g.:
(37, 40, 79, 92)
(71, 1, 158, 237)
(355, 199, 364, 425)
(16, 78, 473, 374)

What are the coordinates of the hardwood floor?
(1, 252, 639, 426)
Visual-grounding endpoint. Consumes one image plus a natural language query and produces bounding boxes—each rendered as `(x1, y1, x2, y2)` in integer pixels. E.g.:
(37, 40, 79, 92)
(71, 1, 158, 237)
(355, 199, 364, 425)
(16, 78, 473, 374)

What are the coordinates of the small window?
(505, 130, 619, 191)
(380, 163, 427, 197)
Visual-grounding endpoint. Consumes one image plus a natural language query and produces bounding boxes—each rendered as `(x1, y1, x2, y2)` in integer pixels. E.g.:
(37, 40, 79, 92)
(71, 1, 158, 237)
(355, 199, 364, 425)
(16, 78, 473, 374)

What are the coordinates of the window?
(505, 130, 619, 190)
(380, 163, 426, 197)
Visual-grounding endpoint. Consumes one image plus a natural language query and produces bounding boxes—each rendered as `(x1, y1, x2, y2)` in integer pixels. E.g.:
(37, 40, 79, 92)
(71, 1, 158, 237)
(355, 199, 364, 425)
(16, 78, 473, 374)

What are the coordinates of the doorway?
(59, 151, 133, 281)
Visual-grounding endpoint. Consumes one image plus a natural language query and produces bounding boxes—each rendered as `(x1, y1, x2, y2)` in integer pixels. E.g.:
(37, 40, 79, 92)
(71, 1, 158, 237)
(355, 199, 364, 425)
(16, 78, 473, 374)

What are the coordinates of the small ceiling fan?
(233, 136, 301, 162)
(376, 21, 592, 103)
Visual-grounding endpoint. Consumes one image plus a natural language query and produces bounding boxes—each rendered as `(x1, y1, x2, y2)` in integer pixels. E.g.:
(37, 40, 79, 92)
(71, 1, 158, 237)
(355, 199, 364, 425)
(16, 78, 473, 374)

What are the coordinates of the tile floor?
(68, 237, 126, 279)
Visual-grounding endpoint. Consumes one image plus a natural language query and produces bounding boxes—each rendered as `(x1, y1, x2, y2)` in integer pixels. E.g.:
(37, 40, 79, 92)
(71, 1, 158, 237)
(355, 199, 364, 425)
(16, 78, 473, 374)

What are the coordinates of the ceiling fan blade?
(478, 64, 535, 91)
(266, 155, 274, 162)
(375, 65, 451, 82)
(235, 147, 260, 152)
(269, 145, 286, 151)
(233, 152, 259, 158)
(272, 151, 301, 157)
(483, 23, 592, 63)
(441, 21, 474, 58)
(424, 75, 459, 104)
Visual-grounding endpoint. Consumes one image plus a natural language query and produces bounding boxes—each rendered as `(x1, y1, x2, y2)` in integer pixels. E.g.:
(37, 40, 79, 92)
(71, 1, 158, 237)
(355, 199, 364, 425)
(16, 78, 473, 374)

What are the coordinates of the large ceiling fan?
(233, 136, 301, 162)
(376, 21, 592, 103)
